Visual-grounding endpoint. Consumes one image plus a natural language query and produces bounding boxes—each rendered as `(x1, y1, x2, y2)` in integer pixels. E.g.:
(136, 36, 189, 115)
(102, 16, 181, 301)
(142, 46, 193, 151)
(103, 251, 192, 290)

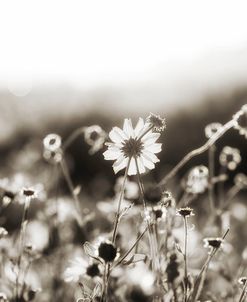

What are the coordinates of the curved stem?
(63, 127, 86, 151)
(159, 119, 235, 188)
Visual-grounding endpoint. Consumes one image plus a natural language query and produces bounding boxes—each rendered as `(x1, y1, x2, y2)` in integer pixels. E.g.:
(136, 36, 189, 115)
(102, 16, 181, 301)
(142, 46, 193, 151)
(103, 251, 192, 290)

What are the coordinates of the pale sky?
(1, 0, 247, 95)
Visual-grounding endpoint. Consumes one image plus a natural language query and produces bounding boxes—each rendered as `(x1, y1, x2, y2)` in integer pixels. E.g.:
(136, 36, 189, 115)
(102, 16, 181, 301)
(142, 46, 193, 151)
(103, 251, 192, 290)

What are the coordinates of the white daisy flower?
(103, 118, 162, 176)
(63, 257, 87, 283)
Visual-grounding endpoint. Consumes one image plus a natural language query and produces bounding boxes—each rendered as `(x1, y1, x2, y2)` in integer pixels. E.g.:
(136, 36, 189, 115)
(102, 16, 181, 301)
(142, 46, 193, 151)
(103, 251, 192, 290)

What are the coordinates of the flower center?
(121, 137, 144, 158)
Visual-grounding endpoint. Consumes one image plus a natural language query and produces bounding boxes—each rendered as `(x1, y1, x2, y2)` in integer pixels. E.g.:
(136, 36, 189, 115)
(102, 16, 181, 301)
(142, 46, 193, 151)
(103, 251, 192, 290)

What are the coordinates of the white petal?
(128, 157, 137, 176)
(109, 127, 127, 143)
(103, 148, 121, 160)
(142, 132, 160, 145)
(142, 150, 160, 163)
(123, 119, 135, 138)
(141, 154, 155, 170)
(145, 143, 162, 154)
(137, 157, 146, 174)
(113, 156, 128, 174)
(134, 118, 145, 137)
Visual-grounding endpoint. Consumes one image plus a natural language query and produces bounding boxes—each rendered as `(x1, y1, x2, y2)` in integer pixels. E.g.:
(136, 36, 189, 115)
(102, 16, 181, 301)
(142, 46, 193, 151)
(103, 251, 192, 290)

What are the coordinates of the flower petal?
(142, 132, 160, 145)
(103, 148, 121, 160)
(134, 118, 145, 137)
(123, 119, 135, 138)
(141, 154, 155, 170)
(142, 150, 160, 163)
(137, 157, 146, 174)
(109, 127, 127, 143)
(113, 156, 128, 174)
(128, 157, 137, 175)
(145, 143, 162, 154)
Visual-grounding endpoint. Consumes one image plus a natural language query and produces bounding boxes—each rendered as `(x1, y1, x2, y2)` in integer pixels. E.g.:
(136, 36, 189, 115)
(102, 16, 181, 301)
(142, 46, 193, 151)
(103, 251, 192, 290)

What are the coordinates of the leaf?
(92, 282, 102, 298)
(119, 203, 133, 219)
(175, 243, 183, 255)
(83, 242, 102, 263)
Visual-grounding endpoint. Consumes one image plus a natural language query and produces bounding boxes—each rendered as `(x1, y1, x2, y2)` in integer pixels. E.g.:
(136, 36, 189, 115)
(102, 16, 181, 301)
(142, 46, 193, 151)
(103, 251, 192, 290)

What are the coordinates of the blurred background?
(0, 0, 246, 192)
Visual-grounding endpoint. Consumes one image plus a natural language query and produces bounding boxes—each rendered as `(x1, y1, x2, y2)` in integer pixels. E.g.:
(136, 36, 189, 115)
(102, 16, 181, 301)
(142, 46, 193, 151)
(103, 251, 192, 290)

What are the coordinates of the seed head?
(203, 237, 223, 249)
(146, 113, 166, 132)
(98, 241, 117, 262)
(219, 146, 241, 170)
(204, 122, 223, 139)
(176, 207, 194, 218)
(233, 105, 247, 138)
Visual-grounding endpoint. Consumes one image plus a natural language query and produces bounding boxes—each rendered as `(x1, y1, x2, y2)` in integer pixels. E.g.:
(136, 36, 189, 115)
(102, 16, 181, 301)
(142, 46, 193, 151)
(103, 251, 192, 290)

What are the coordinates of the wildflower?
(22, 188, 37, 199)
(204, 122, 223, 139)
(146, 113, 166, 132)
(0, 293, 8, 302)
(126, 285, 153, 302)
(0, 227, 8, 239)
(176, 207, 194, 218)
(219, 146, 241, 170)
(234, 173, 247, 189)
(103, 118, 162, 175)
(84, 125, 106, 155)
(233, 104, 247, 138)
(98, 241, 117, 262)
(238, 277, 247, 286)
(43, 133, 62, 164)
(184, 165, 209, 194)
(203, 237, 223, 249)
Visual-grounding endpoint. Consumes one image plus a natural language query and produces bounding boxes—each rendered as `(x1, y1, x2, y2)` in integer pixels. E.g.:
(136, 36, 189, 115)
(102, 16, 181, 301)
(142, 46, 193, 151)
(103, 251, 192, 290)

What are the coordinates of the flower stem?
(112, 158, 131, 244)
(238, 280, 247, 302)
(16, 198, 30, 301)
(134, 157, 161, 283)
(63, 127, 86, 151)
(208, 145, 216, 214)
(158, 119, 235, 188)
(59, 158, 83, 227)
(183, 216, 188, 302)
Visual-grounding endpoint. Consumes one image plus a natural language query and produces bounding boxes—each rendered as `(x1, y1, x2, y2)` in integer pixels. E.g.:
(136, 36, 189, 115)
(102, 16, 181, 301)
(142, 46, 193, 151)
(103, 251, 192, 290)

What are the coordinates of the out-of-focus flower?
(84, 125, 106, 155)
(166, 253, 179, 283)
(204, 122, 223, 139)
(146, 113, 166, 133)
(176, 207, 194, 218)
(233, 104, 247, 138)
(0, 227, 8, 239)
(238, 277, 247, 286)
(184, 165, 209, 194)
(18, 184, 46, 205)
(203, 237, 223, 250)
(0, 292, 8, 302)
(219, 146, 241, 170)
(43, 133, 63, 164)
(103, 118, 162, 175)
(26, 221, 49, 251)
(234, 173, 247, 189)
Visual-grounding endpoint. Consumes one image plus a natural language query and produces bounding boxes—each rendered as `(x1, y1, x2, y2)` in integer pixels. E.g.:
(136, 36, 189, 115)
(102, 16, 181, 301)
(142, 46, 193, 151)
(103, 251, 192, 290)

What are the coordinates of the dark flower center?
(121, 138, 143, 158)
(86, 263, 100, 277)
(98, 242, 117, 262)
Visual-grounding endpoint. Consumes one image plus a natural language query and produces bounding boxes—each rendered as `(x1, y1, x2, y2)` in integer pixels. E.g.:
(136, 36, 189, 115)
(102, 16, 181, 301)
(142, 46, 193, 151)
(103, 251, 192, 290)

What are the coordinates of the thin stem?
(188, 228, 229, 302)
(137, 125, 154, 141)
(238, 281, 247, 302)
(134, 156, 161, 281)
(59, 159, 83, 227)
(112, 158, 131, 244)
(63, 127, 86, 151)
(208, 145, 216, 213)
(159, 119, 235, 187)
(183, 216, 188, 302)
(221, 184, 242, 211)
(16, 198, 30, 300)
